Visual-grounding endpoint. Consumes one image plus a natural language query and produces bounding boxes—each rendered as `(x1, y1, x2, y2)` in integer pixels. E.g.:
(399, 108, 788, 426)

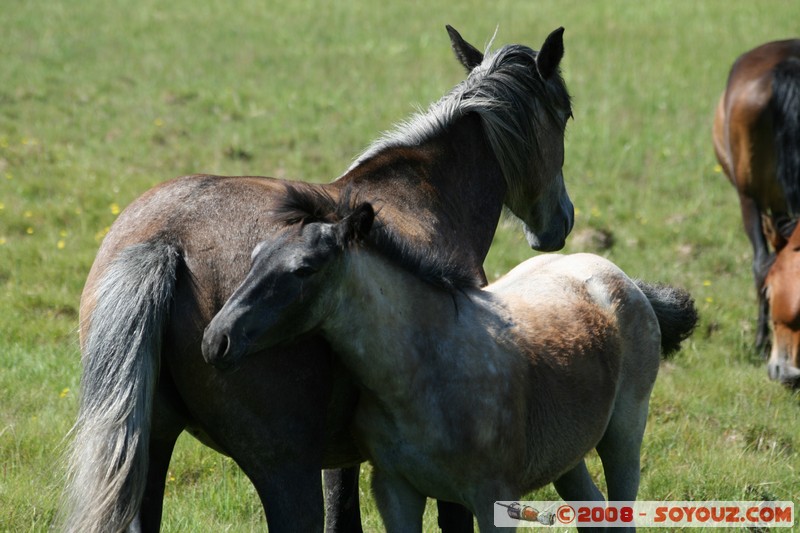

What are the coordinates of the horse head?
(448, 25, 574, 251)
(764, 219, 800, 387)
(202, 200, 374, 369)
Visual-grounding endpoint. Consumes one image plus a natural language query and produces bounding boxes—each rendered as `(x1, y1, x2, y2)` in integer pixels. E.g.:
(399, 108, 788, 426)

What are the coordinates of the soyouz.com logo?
(494, 501, 795, 528)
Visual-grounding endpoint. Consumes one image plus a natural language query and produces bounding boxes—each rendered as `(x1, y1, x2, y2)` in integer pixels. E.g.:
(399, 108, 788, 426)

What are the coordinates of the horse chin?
(523, 224, 567, 252)
(520, 196, 574, 251)
(768, 360, 800, 387)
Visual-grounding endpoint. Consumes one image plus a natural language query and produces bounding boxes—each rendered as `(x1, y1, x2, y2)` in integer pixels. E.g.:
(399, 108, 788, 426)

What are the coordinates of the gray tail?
(58, 240, 179, 532)
(772, 56, 800, 215)
(635, 280, 698, 358)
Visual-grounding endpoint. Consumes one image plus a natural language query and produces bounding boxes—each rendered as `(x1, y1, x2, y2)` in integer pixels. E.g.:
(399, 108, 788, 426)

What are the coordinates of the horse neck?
(332, 114, 506, 285)
(321, 250, 488, 395)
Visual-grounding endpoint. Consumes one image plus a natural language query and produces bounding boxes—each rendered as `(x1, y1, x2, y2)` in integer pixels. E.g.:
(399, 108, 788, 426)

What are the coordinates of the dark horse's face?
(448, 25, 575, 251)
(202, 224, 338, 369)
(202, 205, 373, 369)
(509, 32, 574, 252)
(511, 134, 573, 253)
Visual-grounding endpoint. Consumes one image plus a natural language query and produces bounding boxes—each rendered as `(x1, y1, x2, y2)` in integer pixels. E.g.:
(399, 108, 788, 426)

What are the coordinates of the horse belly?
(351, 397, 496, 504)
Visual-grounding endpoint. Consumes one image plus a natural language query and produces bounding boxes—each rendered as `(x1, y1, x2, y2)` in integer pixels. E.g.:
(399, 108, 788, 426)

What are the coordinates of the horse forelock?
(276, 184, 479, 292)
(346, 41, 571, 202)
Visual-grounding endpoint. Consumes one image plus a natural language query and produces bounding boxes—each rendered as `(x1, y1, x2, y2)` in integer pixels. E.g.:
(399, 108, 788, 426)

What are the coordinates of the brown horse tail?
(634, 280, 698, 358)
(772, 56, 800, 215)
(57, 240, 179, 533)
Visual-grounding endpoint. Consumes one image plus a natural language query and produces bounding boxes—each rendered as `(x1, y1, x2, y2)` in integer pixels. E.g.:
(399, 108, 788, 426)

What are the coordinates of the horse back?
(716, 39, 800, 210)
(82, 175, 319, 325)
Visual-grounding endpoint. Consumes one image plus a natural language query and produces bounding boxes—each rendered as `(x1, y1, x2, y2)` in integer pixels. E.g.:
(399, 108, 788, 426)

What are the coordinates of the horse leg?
(370, 468, 426, 533)
(244, 464, 325, 533)
(554, 460, 632, 533)
(323, 467, 364, 533)
(591, 392, 651, 533)
(136, 430, 181, 532)
(552, 459, 604, 503)
(468, 485, 514, 533)
(135, 372, 187, 532)
(739, 193, 773, 356)
(436, 500, 474, 533)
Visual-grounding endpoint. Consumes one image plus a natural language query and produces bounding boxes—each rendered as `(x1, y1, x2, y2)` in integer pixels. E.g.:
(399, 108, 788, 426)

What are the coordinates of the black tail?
(635, 281, 698, 358)
(772, 56, 800, 215)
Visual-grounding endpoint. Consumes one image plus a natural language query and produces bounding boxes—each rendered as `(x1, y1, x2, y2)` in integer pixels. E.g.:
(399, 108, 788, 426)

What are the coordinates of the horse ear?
(446, 25, 484, 73)
(762, 214, 788, 252)
(536, 27, 565, 80)
(338, 202, 375, 246)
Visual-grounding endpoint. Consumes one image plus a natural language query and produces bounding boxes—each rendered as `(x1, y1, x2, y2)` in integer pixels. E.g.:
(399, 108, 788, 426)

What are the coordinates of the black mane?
(772, 56, 800, 215)
(274, 183, 480, 292)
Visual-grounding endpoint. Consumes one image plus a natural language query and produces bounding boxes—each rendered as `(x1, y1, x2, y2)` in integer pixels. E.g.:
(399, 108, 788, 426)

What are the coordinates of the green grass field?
(2, 1, 799, 531)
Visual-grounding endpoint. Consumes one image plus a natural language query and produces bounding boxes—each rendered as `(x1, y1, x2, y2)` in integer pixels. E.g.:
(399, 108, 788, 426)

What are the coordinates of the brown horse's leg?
(323, 467, 363, 533)
(739, 194, 773, 355)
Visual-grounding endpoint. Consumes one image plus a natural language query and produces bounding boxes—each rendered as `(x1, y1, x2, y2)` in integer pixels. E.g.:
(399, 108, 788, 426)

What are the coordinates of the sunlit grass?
(2, 0, 799, 530)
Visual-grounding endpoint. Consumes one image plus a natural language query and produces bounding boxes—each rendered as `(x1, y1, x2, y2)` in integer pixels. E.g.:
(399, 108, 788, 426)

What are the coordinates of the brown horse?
(59, 26, 574, 532)
(202, 188, 697, 532)
(762, 216, 800, 386)
(713, 39, 800, 356)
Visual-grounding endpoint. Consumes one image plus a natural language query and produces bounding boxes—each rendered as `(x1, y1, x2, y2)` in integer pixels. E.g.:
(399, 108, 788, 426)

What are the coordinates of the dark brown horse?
(59, 26, 574, 532)
(761, 216, 800, 386)
(713, 39, 800, 356)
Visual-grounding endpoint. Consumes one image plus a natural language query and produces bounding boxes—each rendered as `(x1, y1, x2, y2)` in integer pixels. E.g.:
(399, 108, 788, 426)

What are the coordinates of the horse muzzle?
(202, 326, 239, 370)
(524, 197, 575, 252)
(767, 360, 800, 387)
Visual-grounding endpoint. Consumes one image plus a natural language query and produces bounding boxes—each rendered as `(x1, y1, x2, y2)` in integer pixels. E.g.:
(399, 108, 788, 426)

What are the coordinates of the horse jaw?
(521, 193, 574, 251)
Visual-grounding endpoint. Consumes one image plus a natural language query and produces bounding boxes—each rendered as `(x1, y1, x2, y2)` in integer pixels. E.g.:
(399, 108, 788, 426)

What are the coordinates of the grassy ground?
(1, 0, 799, 531)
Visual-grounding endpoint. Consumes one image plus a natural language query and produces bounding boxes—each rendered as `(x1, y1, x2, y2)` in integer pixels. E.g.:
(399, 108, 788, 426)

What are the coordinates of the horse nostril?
(768, 363, 780, 381)
(216, 334, 231, 362)
(203, 329, 233, 368)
